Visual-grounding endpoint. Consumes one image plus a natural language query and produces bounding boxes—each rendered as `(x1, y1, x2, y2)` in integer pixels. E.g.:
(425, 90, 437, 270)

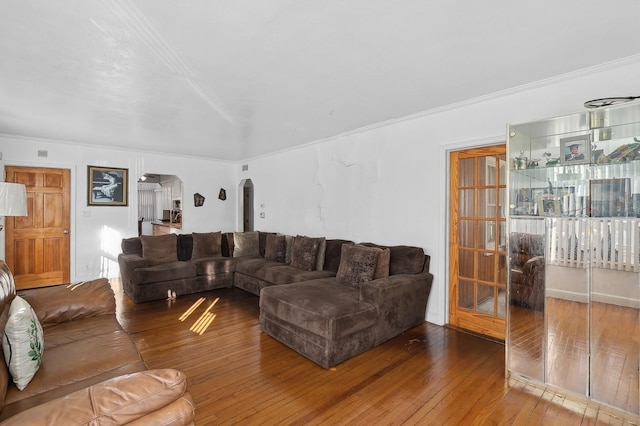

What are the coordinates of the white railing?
(547, 217, 640, 272)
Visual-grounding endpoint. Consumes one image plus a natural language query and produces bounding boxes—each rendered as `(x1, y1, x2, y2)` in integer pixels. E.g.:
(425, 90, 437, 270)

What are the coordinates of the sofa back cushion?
(121, 237, 143, 256)
(141, 234, 178, 266)
(361, 243, 425, 275)
(264, 234, 287, 263)
(233, 232, 260, 257)
(336, 244, 380, 286)
(191, 232, 222, 259)
(177, 234, 193, 261)
(323, 240, 354, 273)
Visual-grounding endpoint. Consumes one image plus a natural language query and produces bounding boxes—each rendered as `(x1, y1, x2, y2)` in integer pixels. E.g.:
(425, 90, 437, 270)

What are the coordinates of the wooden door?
(5, 166, 71, 289)
(449, 146, 507, 340)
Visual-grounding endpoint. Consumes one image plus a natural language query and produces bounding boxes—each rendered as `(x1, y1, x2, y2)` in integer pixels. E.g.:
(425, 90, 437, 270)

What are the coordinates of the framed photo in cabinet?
(589, 178, 631, 217)
(560, 135, 591, 165)
(537, 194, 561, 217)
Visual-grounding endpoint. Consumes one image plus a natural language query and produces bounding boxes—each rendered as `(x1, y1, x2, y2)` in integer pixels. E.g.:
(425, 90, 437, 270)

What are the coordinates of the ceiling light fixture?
(584, 95, 640, 109)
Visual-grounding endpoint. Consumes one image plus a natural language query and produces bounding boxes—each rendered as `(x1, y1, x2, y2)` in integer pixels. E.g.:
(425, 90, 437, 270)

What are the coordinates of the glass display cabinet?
(507, 101, 640, 416)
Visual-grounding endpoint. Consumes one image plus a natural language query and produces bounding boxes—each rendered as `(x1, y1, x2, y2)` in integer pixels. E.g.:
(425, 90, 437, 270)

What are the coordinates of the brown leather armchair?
(509, 233, 545, 310)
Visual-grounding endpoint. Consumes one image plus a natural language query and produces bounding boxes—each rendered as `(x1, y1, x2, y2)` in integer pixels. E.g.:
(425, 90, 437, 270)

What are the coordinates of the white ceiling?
(1, 1, 639, 161)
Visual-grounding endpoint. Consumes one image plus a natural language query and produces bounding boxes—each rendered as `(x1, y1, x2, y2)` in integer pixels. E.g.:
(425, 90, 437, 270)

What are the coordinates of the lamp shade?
(0, 182, 28, 216)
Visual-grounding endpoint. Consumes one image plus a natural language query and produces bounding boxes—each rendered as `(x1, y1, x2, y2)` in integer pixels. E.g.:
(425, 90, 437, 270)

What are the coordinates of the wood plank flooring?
(111, 281, 639, 425)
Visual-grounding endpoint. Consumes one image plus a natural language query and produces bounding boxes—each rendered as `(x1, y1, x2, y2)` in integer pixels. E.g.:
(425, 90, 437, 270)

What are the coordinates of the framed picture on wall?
(560, 135, 591, 165)
(87, 166, 128, 206)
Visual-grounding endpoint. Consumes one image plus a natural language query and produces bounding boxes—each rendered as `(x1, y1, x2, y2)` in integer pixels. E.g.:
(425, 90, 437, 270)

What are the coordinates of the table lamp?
(0, 182, 28, 231)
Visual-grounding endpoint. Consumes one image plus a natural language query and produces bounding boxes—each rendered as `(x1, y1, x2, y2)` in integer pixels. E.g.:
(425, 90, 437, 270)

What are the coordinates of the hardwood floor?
(111, 281, 639, 425)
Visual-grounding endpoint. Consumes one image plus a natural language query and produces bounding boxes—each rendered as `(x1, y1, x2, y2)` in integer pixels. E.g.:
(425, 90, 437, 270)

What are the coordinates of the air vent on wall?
(37, 150, 48, 157)
(242, 164, 248, 171)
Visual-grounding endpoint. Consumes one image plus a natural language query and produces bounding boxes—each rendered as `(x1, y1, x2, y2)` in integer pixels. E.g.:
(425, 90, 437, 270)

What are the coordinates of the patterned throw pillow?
(336, 244, 380, 286)
(290, 236, 320, 271)
(2, 296, 44, 390)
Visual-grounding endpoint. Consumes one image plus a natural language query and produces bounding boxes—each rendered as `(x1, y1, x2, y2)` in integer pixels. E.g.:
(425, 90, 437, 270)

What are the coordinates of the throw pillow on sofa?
(2, 296, 44, 390)
(141, 234, 178, 266)
(191, 232, 222, 259)
(336, 244, 380, 286)
(290, 236, 321, 271)
(233, 231, 260, 257)
(264, 233, 287, 263)
(374, 248, 391, 279)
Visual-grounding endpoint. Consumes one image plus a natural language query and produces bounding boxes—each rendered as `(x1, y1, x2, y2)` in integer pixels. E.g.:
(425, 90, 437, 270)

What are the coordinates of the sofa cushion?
(235, 258, 282, 280)
(121, 237, 142, 256)
(264, 265, 335, 285)
(388, 245, 425, 275)
(131, 261, 196, 285)
(361, 243, 425, 275)
(336, 244, 380, 286)
(4, 329, 144, 406)
(2, 296, 44, 391)
(259, 281, 377, 340)
(191, 232, 222, 259)
(290, 236, 321, 271)
(323, 240, 354, 273)
(177, 234, 193, 261)
(233, 232, 260, 257)
(190, 257, 235, 276)
(141, 234, 178, 266)
(264, 233, 287, 263)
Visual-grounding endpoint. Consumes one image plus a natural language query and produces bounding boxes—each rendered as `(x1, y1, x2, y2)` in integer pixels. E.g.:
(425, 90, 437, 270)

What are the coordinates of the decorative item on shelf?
(194, 192, 205, 207)
(512, 151, 528, 170)
(218, 188, 226, 201)
(87, 165, 128, 206)
(0, 182, 28, 231)
(543, 152, 560, 167)
(589, 178, 631, 217)
(560, 135, 590, 165)
(597, 141, 640, 163)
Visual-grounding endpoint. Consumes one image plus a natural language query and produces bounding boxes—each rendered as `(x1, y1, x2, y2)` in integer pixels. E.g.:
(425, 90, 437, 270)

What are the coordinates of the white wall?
(0, 136, 237, 281)
(240, 55, 640, 325)
(2, 55, 639, 325)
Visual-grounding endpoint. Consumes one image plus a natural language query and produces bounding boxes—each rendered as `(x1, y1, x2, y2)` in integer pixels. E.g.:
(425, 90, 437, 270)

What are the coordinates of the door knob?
(63, 230, 69, 234)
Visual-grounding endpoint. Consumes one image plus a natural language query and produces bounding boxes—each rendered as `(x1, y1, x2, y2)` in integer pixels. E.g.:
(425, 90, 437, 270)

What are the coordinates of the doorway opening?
(241, 179, 254, 232)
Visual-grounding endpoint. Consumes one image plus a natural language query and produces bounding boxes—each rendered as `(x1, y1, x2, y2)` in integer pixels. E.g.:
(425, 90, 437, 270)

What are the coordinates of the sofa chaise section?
(259, 243, 433, 368)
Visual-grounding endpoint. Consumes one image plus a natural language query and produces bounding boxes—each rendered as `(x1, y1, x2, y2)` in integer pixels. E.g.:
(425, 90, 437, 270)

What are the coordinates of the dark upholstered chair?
(509, 232, 545, 310)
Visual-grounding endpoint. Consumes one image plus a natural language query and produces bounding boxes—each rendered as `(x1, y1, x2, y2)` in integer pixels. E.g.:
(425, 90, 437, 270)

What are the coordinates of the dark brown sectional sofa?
(118, 231, 433, 368)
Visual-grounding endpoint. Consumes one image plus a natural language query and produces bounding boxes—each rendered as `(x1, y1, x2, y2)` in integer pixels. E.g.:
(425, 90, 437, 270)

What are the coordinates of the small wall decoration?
(218, 188, 227, 201)
(87, 166, 128, 206)
(194, 193, 205, 207)
(560, 135, 591, 165)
